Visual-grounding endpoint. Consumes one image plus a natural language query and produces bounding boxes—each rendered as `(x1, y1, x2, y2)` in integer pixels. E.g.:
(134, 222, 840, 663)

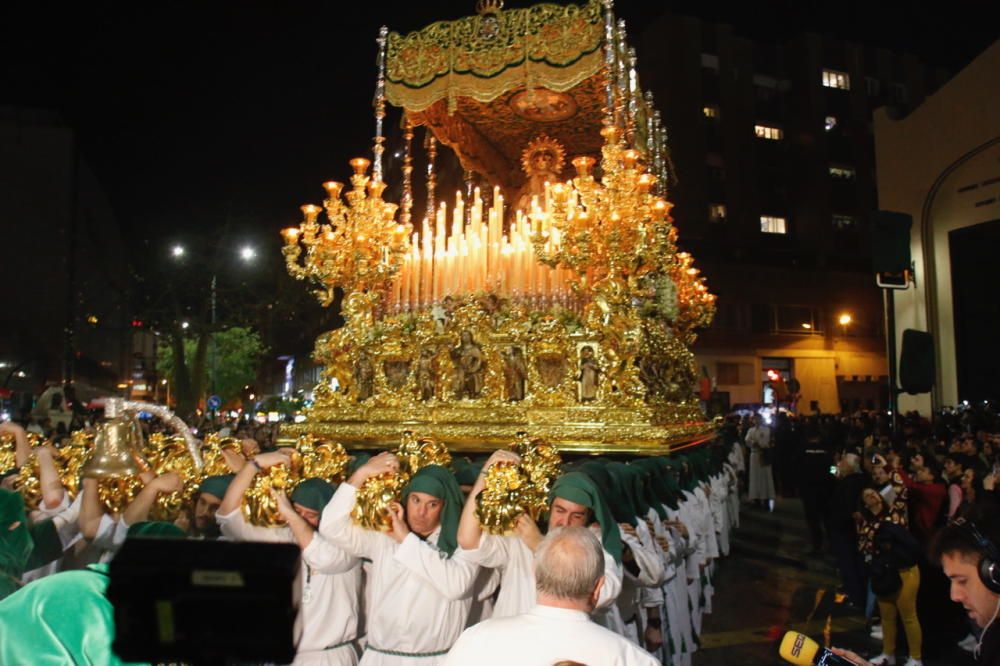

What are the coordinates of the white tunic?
(457, 525, 623, 620)
(22, 493, 72, 582)
(443, 604, 658, 666)
(617, 520, 666, 636)
(663, 506, 696, 661)
(217, 508, 362, 666)
(320, 484, 477, 665)
(746, 425, 776, 500)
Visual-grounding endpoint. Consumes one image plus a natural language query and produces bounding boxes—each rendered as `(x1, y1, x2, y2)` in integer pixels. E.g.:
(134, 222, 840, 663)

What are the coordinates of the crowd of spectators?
(725, 404, 1000, 665)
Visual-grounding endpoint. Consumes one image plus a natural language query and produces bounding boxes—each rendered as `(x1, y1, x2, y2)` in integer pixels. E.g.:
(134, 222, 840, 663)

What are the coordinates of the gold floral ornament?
(513, 434, 562, 501)
(12, 455, 42, 510)
(477, 435, 561, 534)
(396, 431, 453, 474)
(59, 431, 94, 500)
(98, 477, 145, 515)
(242, 451, 303, 527)
(200, 434, 245, 477)
(144, 433, 202, 522)
(0, 432, 45, 477)
(352, 431, 452, 531)
(5, 433, 59, 510)
(476, 461, 529, 534)
(297, 435, 350, 483)
(0, 433, 17, 475)
(281, 157, 411, 308)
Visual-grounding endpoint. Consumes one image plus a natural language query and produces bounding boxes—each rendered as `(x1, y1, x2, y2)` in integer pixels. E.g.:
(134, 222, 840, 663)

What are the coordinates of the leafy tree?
(129, 210, 342, 417)
(158, 326, 267, 411)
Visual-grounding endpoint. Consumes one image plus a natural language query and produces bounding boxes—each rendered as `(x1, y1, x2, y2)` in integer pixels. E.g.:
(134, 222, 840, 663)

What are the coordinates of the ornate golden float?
(278, 0, 716, 455)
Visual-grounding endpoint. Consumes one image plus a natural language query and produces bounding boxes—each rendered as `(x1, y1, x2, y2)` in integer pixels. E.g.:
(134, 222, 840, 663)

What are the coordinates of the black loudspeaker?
(108, 538, 302, 665)
(899, 329, 935, 395)
(872, 211, 913, 273)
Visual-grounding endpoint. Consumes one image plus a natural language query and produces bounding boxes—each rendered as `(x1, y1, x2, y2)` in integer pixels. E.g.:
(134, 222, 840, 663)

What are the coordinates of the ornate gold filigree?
(477, 434, 562, 534)
(281, 158, 411, 307)
(351, 431, 453, 531)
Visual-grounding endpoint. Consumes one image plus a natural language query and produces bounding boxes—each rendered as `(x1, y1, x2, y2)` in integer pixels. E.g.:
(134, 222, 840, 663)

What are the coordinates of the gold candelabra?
(532, 124, 715, 341)
(281, 157, 412, 308)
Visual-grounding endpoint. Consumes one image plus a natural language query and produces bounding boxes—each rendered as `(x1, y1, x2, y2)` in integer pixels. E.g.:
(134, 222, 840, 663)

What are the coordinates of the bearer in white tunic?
(456, 453, 623, 621)
(444, 526, 657, 666)
(320, 452, 477, 666)
(217, 451, 363, 666)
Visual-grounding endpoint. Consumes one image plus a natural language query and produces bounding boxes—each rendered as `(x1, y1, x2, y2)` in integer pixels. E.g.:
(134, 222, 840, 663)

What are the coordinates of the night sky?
(2, 0, 994, 250)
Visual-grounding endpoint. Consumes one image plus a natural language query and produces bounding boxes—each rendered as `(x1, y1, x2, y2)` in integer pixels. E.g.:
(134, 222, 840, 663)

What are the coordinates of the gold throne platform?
(278, 1, 717, 455)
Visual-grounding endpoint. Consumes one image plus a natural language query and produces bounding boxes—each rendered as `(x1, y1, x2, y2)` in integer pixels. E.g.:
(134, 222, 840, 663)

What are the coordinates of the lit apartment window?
(824, 116, 838, 131)
(703, 105, 720, 119)
(833, 214, 857, 229)
(829, 165, 856, 179)
(709, 203, 727, 222)
(754, 124, 783, 140)
(760, 216, 787, 234)
(822, 69, 851, 90)
(865, 76, 880, 96)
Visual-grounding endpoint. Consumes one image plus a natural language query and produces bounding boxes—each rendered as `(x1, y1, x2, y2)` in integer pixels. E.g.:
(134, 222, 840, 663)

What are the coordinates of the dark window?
(717, 362, 740, 385)
(775, 305, 822, 333)
(751, 304, 772, 333)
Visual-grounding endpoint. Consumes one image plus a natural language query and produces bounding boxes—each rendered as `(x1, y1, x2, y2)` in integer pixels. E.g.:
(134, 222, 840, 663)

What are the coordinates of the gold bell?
(81, 416, 145, 478)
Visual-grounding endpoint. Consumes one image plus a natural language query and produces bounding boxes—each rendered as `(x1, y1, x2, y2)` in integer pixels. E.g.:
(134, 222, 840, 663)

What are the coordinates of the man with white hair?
(443, 526, 657, 666)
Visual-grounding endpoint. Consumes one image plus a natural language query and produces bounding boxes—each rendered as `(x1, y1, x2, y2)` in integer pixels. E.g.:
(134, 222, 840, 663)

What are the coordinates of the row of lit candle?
(386, 186, 576, 311)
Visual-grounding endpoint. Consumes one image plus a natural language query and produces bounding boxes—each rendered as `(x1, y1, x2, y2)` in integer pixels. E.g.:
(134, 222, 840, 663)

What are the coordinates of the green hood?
(549, 472, 623, 565)
(402, 465, 464, 557)
(0, 489, 32, 594)
(630, 461, 668, 520)
(198, 474, 235, 500)
(451, 458, 482, 486)
(605, 463, 642, 526)
(126, 521, 187, 540)
(347, 452, 371, 477)
(291, 478, 336, 513)
(633, 458, 673, 516)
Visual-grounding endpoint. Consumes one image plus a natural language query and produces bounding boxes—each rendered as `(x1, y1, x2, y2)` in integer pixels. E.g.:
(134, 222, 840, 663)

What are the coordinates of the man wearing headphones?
(832, 509, 1000, 665)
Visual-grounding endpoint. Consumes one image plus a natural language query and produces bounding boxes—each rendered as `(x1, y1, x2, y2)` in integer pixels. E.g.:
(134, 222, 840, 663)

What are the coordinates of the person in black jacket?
(829, 453, 869, 607)
(799, 420, 834, 556)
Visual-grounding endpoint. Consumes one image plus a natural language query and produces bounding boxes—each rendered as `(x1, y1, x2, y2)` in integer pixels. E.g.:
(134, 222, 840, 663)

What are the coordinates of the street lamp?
(839, 312, 852, 336)
(240, 246, 256, 261)
(172, 245, 185, 258)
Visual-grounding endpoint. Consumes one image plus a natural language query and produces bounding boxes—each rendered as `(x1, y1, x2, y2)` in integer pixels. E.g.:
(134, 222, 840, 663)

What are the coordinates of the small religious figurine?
(450, 330, 485, 399)
(431, 303, 447, 334)
(416, 346, 438, 402)
(501, 346, 527, 401)
(480, 292, 505, 328)
(442, 295, 458, 319)
(354, 351, 375, 402)
(384, 360, 410, 390)
(578, 345, 600, 402)
(515, 134, 566, 215)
